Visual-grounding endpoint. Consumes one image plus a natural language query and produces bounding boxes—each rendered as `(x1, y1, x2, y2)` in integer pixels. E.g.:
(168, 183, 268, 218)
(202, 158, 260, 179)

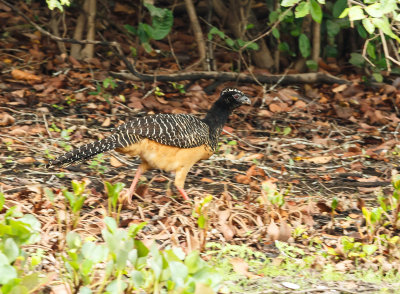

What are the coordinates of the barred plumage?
(47, 114, 210, 167)
(47, 88, 251, 201)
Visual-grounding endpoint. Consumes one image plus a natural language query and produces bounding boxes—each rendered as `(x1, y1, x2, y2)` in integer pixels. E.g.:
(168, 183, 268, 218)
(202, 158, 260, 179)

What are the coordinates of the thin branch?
(361, 36, 379, 67)
(240, 7, 293, 51)
(380, 29, 392, 72)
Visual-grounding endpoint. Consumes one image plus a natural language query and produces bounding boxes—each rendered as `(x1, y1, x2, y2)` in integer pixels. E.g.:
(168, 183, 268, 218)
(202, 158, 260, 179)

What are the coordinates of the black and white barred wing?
(116, 114, 210, 148)
(47, 114, 210, 167)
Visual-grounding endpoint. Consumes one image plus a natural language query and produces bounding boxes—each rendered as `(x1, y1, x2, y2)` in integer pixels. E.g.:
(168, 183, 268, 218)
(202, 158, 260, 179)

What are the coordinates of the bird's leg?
(175, 166, 191, 201)
(127, 165, 143, 198)
(176, 186, 189, 201)
(126, 162, 150, 202)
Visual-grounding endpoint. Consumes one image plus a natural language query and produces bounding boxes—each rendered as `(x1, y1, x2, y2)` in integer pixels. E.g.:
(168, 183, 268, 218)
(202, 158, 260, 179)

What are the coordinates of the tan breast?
(116, 139, 213, 172)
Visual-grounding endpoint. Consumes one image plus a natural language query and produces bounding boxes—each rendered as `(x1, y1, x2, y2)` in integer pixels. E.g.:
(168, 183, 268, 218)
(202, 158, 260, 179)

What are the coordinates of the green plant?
(154, 86, 165, 97)
(88, 154, 107, 174)
(340, 236, 378, 259)
(63, 217, 222, 293)
(192, 195, 213, 251)
(46, 0, 71, 11)
(208, 26, 259, 52)
(124, 3, 173, 53)
(361, 174, 400, 241)
(0, 200, 49, 293)
(281, 0, 400, 74)
(104, 181, 125, 222)
(260, 181, 285, 208)
(62, 180, 87, 229)
(89, 76, 118, 104)
(275, 126, 292, 136)
(170, 82, 186, 94)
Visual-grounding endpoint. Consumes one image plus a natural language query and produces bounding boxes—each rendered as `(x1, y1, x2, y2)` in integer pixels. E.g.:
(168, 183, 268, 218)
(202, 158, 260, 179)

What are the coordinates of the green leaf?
(185, 251, 203, 274)
(0, 192, 4, 211)
(128, 222, 147, 238)
(82, 242, 108, 263)
(272, 28, 280, 39)
(4, 238, 19, 263)
(362, 18, 375, 34)
(299, 34, 311, 58)
(208, 27, 225, 40)
(372, 17, 400, 41)
(331, 197, 338, 211)
(283, 127, 292, 135)
(326, 20, 341, 37)
(169, 261, 188, 287)
(339, 7, 349, 18)
(306, 60, 318, 70)
(131, 270, 145, 288)
(66, 231, 82, 249)
(349, 52, 365, 67)
(79, 287, 92, 294)
(393, 174, 400, 190)
(278, 42, 290, 52)
(362, 244, 377, 255)
(356, 23, 367, 38)
(0, 264, 17, 284)
(225, 38, 235, 48)
(269, 11, 279, 23)
(372, 72, 383, 83)
(348, 6, 365, 21)
(43, 188, 55, 204)
(365, 3, 384, 18)
(310, 0, 323, 23)
(72, 180, 85, 196)
(295, 2, 310, 18)
(197, 215, 206, 229)
(124, 24, 137, 35)
(143, 3, 173, 40)
(367, 42, 376, 59)
(281, 0, 301, 7)
(142, 42, 153, 53)
(333, 0, 348, 18)
(106, 279, 127, 294)
(245, 42, 259, 50)
(104, 217, 118, 233)
(134, 240, 149, 258)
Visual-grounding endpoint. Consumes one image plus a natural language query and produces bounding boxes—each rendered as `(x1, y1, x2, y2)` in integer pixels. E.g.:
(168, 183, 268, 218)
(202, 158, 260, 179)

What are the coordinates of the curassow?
(47, 88, 250, 201)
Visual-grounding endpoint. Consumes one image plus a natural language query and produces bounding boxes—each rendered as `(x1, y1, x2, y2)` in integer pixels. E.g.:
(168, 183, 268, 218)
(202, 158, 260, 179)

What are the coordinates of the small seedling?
(193, 194, 213, 251)
(105, 181, 125, 222)
(62, 180, 87, 229)
(170, 82, 185, 93)
(154, 86, 165, 97)
(89, 154, 107, 174)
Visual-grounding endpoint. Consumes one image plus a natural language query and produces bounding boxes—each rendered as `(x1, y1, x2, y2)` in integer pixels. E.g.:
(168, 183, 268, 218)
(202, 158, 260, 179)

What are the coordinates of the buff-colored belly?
(116, 139, 213, 172)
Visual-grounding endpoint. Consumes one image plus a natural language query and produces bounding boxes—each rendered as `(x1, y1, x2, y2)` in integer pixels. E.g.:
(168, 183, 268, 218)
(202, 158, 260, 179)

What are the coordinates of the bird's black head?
(219, 88, 251, 109)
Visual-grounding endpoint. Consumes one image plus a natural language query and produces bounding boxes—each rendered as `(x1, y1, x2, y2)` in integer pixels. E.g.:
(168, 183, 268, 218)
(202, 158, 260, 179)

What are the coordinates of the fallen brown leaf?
(110, 156, 123, 167)
(11, 69, 42, 82)
(0, 112, 15, 126)
(17, 157, 36, 164)
(303, 156, 332, 164)
(230, 257, 260, 279)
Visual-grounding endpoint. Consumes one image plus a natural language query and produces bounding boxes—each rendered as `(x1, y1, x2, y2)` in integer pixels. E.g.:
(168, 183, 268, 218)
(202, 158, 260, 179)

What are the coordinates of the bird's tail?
(47, 132, 139, 168)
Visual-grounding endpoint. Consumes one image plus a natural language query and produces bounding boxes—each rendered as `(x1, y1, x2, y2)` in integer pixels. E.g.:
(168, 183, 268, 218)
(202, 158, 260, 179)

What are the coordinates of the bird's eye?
(233, 93, 241, 100)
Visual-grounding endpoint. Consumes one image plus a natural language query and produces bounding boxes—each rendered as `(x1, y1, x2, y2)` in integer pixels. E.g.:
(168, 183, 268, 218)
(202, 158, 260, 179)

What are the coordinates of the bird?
(47, 88, 251, 201)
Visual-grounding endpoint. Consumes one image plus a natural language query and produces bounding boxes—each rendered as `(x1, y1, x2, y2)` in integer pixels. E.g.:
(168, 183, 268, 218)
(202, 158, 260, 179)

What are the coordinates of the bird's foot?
(176, 187, 190, 201)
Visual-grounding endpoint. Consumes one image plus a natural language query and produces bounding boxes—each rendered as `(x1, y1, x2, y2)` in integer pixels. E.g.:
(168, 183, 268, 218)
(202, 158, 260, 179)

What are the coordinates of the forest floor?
(1, 2, 400, 293)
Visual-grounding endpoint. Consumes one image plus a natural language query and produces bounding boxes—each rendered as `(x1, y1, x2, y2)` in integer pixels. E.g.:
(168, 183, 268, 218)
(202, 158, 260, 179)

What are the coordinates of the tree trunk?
(81, 0, 96, 59)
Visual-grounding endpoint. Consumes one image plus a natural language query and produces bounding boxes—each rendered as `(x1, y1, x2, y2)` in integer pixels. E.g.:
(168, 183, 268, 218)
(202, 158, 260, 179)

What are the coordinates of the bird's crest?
(221, 88, 244, 96)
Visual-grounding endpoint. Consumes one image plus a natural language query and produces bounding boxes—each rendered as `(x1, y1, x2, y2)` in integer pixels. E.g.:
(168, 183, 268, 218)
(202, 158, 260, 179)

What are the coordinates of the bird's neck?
(202, 101, 232, 147)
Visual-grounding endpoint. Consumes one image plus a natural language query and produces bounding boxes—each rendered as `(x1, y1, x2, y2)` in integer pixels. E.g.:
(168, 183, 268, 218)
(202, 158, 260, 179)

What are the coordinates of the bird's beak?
(240, 95, 251, 105)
